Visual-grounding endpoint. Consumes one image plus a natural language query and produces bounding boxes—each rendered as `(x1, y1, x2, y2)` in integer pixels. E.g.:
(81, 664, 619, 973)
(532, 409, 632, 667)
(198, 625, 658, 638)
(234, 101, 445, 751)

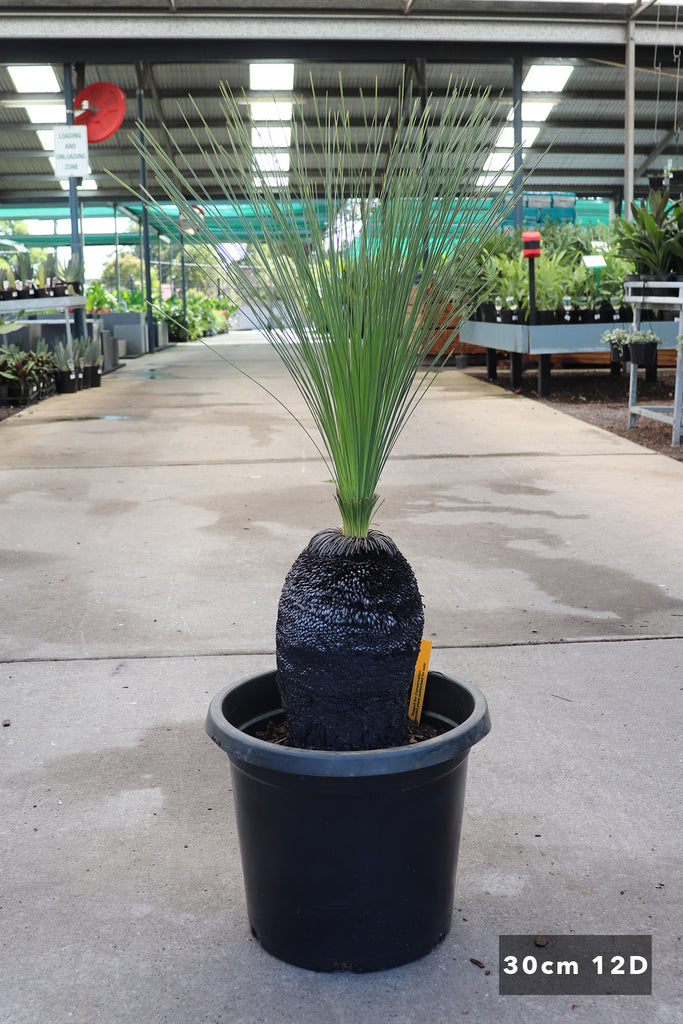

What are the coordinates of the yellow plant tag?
(408, 638, 432, 723)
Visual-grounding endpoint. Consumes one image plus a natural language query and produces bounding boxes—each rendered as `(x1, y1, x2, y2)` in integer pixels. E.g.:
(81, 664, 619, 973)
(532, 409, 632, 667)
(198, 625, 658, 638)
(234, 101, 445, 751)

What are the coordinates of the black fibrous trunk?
(275, 528, 425, 751)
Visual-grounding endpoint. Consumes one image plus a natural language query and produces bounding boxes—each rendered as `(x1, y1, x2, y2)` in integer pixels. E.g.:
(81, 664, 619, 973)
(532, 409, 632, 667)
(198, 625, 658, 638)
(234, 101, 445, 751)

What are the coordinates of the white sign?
(53, 125, 89, 178)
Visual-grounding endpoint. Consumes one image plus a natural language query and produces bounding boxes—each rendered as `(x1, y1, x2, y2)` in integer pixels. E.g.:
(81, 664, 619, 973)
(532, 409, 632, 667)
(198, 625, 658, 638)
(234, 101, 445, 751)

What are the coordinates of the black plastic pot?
(206, 669, 490, 973)
(629, 341, 658, 366)
(54, 370, 77, 394)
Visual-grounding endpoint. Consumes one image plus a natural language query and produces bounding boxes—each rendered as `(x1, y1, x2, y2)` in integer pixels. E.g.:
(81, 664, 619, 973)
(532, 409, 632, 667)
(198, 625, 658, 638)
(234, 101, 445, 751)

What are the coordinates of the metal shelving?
(623, 279, 683, 446)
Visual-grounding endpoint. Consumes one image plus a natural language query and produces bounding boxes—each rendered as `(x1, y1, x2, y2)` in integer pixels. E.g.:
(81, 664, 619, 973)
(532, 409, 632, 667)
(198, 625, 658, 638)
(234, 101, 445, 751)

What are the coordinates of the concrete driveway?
(1, 335, 680, 1024)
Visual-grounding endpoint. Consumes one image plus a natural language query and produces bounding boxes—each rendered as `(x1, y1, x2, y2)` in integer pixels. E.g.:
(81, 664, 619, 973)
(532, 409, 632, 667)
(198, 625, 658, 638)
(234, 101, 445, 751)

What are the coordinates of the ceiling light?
(495, 125, 541, 150)
(252, 125, 292, 149)
(483, 152, 514, 173)
(250, 102, 293, 124)
(477, 173, 513, 188)
(254, 151, 290, 174)
(7, 64, 61, 93)
(26, 104, 67, 124)
(253, 175, 289, 188)
(249, 63, 295, 92)
(512, 102, 556, 124)
(523, 64, 573, 93)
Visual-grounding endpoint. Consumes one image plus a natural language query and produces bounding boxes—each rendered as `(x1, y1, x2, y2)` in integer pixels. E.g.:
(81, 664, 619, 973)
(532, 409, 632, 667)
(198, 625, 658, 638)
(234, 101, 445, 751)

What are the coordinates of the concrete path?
(1, 334, 681, 1024)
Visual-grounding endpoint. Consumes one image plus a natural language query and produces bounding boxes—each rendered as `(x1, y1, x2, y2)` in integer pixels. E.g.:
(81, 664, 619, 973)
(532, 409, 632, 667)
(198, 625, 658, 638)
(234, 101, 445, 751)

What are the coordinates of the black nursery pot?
(54, 370, 77, 394)
(84, 366, 102, 388)
(629, 341, 658, 367)
(206, 669, 491, 973)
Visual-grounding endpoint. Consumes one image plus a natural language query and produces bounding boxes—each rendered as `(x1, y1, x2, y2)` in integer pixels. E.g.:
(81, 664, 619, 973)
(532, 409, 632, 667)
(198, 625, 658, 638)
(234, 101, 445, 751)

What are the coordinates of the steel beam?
(136, 65, 156, 353)
(624, 17, 636, 218)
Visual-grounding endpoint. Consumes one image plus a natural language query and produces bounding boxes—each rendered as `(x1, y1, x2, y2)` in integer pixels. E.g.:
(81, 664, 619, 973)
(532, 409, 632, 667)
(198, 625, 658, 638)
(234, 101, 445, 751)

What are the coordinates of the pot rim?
(206, 669, 491, 777)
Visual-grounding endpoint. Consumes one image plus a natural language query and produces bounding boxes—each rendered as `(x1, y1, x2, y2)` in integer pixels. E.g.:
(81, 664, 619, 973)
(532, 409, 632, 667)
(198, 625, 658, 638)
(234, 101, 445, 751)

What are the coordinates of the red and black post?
(522, 230, 551, 396)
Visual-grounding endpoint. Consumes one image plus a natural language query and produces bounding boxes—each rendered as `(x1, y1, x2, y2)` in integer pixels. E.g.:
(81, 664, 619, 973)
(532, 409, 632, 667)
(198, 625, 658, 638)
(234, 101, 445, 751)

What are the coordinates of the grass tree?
(133, 79, 517, 750)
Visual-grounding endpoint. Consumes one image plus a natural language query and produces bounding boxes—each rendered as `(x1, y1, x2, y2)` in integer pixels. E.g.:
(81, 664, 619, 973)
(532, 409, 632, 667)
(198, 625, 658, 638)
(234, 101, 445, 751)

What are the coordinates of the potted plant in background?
(0, 341, 54, 407)
(613, 189, 683, 282)
(532, 249, 570, 322)
(600, 325, 662, 365)
(58, 253, 85, 295)
(51, 340, 78, 394)
(83, 337, 103, 387)
(86, 279, 115, 314)
(13, 253, 36, 299)
(133, 79, 517, 972)
(420, 251, 498, 359)
(493, 252, 528, 321)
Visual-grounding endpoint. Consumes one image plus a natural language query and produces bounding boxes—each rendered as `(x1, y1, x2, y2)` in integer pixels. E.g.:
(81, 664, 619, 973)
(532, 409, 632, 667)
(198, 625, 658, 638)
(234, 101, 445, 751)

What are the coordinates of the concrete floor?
(1, 334, 681, 1024)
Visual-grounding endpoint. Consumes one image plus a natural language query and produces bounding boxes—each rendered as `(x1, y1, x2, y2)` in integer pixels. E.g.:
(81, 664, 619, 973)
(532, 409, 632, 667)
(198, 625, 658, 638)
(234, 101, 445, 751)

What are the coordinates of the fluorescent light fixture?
(250, 101, 293, 123)
(252, 125, 291, 149)
(249, 63, 294, 92)
(477, 173, 513, 188)
(495, 125, 541, 150)
(254, 151, 290, 174)
(7, 64, 61, 93)
(253, 174, 289, 188)
(514, 102, 556, 124)
(523, 64, 574, 93)
(483, 151, 514, 173)
(26, 104, 66, 124)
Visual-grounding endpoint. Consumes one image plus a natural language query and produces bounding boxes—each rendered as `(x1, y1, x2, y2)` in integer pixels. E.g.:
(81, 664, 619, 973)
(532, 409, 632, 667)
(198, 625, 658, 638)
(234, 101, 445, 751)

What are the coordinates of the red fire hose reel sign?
(74, 82, 127, 143)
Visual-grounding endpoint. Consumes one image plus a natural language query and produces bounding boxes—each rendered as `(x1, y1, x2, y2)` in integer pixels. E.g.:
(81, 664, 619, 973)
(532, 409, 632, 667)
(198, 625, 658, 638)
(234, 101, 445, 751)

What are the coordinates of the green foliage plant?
(599, 251, 635, 307)
(600, 326, 661, 356)
(564, 260, 596, 310)
(43, 252, 59, 285)
(83, 338, 103, 367)
(0, 313, 25, 335)
(13, 252, 33, 284)
(155, 291, 235, 341)
(51, 340, 75, 373)
(0, 343, 53, 399)
(494, 253, 529, 311)
(533, 250, 574, 310)
(132, 80, 519, 539)
(613, 189, 683, 275)
(0, 257, 15, 287)
(86, 280, 117, 312)
(58, 253, 84, 284)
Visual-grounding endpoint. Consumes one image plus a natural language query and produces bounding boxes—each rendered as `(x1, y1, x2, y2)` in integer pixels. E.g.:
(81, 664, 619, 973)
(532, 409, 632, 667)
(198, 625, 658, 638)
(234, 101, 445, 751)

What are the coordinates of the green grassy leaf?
(129, 76, 519, 536)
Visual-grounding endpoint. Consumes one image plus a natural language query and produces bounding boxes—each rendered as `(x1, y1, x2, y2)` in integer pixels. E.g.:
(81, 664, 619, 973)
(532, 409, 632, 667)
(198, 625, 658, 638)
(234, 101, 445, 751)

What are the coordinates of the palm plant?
(134, 79, 518, 750)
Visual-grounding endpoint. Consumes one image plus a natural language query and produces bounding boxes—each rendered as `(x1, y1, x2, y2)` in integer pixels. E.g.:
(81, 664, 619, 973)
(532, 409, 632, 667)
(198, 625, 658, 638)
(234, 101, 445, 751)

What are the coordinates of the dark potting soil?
(255, 716, 443, 747)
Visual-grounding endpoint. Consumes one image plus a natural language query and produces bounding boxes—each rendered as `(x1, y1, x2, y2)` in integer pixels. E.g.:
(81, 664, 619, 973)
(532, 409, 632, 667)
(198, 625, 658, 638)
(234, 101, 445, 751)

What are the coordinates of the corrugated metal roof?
(1, 4, 683, 213)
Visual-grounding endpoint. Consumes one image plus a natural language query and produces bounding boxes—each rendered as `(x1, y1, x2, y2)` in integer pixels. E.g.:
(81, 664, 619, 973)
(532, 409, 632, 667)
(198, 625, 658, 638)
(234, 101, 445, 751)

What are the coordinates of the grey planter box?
(460, 318, 679, 355)
(98, 312, 147, 357)
(101, 330, 119, 374)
